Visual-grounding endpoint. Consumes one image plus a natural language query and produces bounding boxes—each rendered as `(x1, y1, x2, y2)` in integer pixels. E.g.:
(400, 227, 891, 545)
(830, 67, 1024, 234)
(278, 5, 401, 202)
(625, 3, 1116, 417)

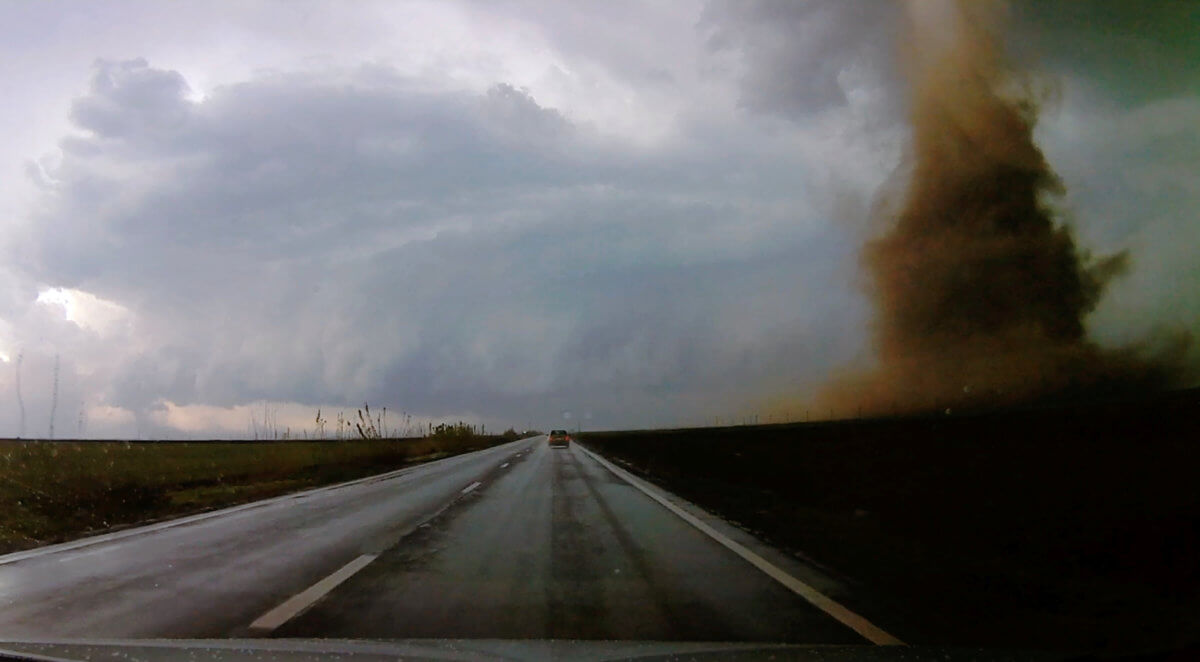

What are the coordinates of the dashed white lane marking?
(576, 444, 905, 647)
(461, 481, 482, 494)
(248, 553, 378, 633)
(501, 463, 510, 468)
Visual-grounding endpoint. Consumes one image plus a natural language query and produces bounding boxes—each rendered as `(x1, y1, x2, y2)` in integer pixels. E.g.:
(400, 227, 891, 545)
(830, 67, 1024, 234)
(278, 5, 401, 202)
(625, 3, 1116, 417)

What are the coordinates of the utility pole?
(15, 351, 24, 438)
(48, 354, 59, 440)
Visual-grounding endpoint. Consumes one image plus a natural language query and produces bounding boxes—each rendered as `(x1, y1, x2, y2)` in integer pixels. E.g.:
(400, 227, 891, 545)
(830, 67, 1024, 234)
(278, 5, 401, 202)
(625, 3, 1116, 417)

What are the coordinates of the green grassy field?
(581, 388, 1200, 653)
(0, 435, 513, 554)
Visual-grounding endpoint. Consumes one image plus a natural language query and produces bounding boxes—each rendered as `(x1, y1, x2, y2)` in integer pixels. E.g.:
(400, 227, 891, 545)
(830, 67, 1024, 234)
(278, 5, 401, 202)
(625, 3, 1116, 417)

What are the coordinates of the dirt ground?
(581, 388, 1200, 655)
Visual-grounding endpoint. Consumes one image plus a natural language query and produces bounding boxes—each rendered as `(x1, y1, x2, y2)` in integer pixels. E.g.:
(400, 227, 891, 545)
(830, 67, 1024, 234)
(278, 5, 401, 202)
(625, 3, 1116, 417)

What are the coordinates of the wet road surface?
(0, 437, 875, 644)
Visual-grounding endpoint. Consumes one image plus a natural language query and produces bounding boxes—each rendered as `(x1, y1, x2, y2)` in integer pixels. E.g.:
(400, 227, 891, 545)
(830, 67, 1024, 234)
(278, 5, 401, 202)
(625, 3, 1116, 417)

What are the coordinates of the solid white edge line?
(576, 444, 905, 647)
(461, 481, 482, 494)
(248, 553, 378, 633)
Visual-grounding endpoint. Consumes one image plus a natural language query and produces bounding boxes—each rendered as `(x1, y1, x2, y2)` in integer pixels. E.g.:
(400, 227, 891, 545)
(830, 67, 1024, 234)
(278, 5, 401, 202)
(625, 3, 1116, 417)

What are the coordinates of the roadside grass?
(580, 387, 1200, 653)
(0, 435, 512, 555)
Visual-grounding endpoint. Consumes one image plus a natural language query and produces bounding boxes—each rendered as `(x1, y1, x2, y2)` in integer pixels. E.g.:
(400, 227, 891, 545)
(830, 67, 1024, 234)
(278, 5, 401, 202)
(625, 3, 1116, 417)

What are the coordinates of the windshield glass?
(0, 1, 1196, 659)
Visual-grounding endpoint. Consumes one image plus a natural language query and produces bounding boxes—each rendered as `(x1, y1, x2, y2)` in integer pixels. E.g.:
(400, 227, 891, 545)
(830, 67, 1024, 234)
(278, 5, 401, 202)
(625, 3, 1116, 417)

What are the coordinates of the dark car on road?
(548, 429, 571, 448)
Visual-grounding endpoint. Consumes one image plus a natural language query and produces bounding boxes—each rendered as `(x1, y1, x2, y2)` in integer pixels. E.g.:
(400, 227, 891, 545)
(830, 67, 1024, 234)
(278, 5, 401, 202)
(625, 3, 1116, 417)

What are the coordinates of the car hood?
(0, 638, 1083, 662)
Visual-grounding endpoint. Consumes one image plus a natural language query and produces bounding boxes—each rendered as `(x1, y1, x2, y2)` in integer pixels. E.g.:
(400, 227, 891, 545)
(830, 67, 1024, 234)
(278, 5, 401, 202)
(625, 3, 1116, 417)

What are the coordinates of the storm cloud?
(0, 1, 1196, 436)
(4, 52, 866, 435)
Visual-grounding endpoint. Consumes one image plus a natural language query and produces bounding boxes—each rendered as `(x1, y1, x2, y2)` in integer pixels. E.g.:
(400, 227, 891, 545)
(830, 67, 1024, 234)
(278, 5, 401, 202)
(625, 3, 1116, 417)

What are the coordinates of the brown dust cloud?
(817, 0, 1188, 418)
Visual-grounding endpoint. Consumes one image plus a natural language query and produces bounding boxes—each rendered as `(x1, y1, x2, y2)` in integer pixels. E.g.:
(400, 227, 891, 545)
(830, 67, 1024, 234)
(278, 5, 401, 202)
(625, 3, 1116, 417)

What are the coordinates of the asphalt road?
(0, 437, 875, 644)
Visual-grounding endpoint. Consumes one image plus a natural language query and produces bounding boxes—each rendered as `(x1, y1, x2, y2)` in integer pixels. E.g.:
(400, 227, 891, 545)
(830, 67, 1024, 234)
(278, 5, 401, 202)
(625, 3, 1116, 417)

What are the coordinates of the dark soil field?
(0, 435, 516, 555)
(580, 388, 1200, 655)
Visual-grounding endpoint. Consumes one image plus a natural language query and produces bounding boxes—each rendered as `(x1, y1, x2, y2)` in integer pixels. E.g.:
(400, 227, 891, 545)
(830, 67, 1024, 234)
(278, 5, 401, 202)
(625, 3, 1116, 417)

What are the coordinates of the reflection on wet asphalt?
(278, 443, 862, 643)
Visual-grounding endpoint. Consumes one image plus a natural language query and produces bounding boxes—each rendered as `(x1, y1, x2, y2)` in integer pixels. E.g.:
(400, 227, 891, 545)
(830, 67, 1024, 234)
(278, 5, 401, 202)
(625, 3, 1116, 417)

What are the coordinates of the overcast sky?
(1, 0, 1196, 438)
